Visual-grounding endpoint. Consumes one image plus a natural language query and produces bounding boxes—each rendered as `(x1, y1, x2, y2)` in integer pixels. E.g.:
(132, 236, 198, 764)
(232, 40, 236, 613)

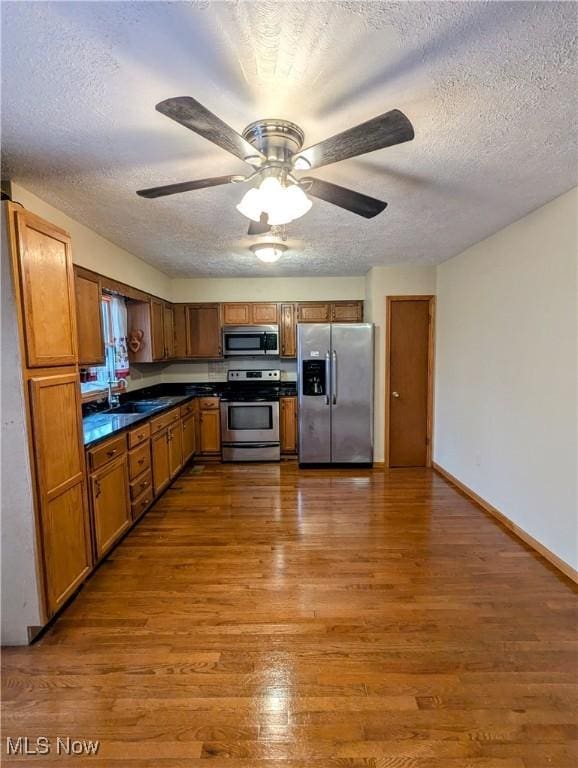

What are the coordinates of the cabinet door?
(280, 396, 298, 454)
(173, 304, 188, 358)
(297, 303, 331, 323)
(181, 414, 196, 463)
(332, 301, 363, 322)
(251, 303, 278, 324)
(168, 422, 183, 478)
(223, 303, 250, 325)
(29, 373, 92, 613)
(150, 299, 165, 361)
(90, 455, 131, 558)
(200, 409, 221, 454)
(280, 303, 296, 358)
(186, 305, 222, 358)
(163, 303, 175, 359)
(151, 429, 171, 496)
(16, 210, 77, 367)
(74, 269, 104, 366)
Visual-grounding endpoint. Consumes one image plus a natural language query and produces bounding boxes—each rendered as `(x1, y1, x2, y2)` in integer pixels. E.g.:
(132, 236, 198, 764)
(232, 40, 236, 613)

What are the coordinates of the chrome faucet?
(107, 377, 127, 408)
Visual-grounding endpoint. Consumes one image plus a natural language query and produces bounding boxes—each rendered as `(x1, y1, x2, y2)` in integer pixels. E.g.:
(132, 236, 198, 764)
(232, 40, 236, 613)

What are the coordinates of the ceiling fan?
(136, 96, 414, 235)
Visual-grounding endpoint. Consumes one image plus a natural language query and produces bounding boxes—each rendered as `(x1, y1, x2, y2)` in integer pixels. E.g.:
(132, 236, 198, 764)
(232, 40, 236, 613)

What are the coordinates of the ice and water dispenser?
(301, 360, 327, 396)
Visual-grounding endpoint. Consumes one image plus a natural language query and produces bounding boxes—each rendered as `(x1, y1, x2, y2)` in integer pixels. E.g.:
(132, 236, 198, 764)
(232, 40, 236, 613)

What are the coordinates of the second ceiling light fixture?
(137, 97, 415, 234)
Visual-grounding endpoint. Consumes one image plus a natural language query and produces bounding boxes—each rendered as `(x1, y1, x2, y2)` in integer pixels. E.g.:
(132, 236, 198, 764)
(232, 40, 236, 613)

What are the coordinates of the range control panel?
(227, 369, 281, 381)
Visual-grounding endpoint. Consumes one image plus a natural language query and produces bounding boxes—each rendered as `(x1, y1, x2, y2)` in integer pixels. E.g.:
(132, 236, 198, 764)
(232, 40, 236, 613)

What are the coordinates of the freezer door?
(330, 324, 374, 463)
(298, 324, 331, 463)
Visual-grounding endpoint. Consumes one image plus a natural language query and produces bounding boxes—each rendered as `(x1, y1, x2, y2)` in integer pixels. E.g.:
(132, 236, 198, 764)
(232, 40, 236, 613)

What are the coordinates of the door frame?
(384, 295, 436, 468)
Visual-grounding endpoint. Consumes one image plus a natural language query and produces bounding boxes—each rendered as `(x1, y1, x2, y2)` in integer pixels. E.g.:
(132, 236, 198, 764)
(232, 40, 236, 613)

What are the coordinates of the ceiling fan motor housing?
(242, 119, 305, 165)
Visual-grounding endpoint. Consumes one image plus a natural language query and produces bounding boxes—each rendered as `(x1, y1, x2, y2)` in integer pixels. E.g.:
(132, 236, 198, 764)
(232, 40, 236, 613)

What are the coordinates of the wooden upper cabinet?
(223, 303, 251, 325)
(173, 304, 187, 358)
(297, 301, 364, 324)
(186, 304, 222, 358)
(280, 303, 297, 358)
(280, 396, 298, 454)
(251, 303, 278, 324)
(163, 303, 175, 359)
(15, 209, 77, 367)
(297, 303, 331, 323)
(223, 302, 278, 325)
(127, 299, 166, 363)
(150, 299, 165, 360)
(331, 301, 363, 322)
(89, 453, 131, 559)
(29, 373, 92, 613)
(74, 267, 105, 366)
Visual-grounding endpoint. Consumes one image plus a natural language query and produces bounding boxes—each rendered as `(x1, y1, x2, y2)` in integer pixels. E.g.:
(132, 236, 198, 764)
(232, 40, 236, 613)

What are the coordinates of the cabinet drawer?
(130, 469, 152, 501)
(88, 434, 127, 471)
(180, 399, 197, 418)
(128, 422, 151, 448)
(199, 397, 219, 410)
(131, 486, 153, 521)
(150, 407, 180, 435)
(128, 441, 151, 480)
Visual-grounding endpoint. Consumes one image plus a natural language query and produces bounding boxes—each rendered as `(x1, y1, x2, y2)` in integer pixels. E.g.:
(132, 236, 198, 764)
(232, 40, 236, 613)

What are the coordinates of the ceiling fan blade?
(156, 97, 265, 167)
(301, 177, 387, 218)
(293, 109, 414, 171)
(248, 213, 271, 235)
(137, 175, 238, 199)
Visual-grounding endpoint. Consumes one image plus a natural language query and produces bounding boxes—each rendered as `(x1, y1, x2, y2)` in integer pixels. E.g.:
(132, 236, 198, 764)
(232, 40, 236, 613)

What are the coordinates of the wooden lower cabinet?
(151, 428, 171, 496)
(280, 396, 298, 455)
(29, 373, 93, 615)
(168, 421, 183, 478)
(181, 413, 196, 464)
(42, 481, 92, 613)
(89, 453, 131, 559)
(199, 401, 221, 455)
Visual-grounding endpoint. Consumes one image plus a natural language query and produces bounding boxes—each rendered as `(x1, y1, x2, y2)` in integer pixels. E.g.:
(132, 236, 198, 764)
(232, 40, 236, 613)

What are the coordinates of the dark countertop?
(83, 394, 193, 448)
(82, 381, 297, 449)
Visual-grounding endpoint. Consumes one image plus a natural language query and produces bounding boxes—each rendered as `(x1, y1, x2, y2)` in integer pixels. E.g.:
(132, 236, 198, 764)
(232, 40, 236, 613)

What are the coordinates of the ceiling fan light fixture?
(237, 175, 312, 226)
(250, 242, 287, 264)
(236, 187, 263, 222)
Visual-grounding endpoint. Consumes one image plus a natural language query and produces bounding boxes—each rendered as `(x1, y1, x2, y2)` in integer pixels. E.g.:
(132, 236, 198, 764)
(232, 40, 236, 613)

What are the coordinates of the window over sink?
(80, 295, 129, 399)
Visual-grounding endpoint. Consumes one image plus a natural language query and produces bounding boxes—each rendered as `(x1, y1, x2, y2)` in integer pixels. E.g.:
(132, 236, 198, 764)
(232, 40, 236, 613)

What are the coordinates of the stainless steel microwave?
(222, 325, 280, 357)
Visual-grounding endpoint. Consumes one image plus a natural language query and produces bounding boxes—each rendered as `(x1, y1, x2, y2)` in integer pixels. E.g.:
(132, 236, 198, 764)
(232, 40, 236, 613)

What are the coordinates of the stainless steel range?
(220, 369, 281, 462)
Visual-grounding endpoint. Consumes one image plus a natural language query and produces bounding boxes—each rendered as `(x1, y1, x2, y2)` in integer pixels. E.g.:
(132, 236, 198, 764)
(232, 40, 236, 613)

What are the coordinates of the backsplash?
(160, 358, 297, 383)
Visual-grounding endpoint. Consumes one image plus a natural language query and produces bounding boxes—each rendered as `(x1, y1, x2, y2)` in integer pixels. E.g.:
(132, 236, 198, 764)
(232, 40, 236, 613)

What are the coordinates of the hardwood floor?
(2, 463, 577, 766)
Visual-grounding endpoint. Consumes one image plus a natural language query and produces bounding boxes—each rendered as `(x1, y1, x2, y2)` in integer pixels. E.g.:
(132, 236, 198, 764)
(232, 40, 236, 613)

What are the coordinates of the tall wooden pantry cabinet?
(2, 202, 92, 644)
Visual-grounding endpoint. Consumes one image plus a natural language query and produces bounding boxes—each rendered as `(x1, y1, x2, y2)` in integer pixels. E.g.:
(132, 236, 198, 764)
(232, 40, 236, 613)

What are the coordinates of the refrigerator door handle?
(332, 350, 337, 405)
(325, 351, 330, 405)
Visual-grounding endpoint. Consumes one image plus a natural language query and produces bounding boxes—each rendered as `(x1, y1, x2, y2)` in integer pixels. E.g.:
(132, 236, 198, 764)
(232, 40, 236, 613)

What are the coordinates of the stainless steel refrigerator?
(298, 323, 374, 465)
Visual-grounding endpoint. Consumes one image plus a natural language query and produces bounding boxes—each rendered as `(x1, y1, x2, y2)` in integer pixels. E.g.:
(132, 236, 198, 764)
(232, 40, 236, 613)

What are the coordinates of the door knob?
(392, 391, 400, 398)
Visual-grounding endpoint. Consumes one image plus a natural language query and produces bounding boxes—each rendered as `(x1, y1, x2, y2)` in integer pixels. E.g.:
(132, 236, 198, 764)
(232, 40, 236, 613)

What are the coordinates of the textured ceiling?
(2, 1, 577, 277)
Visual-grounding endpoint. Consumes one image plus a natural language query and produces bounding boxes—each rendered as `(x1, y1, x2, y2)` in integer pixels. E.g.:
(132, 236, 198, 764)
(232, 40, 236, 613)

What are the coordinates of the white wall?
(11, 184, 172, 300)
(365, 266, 437, 462)
(171, 276, 365, 303)
(435, 187, 578, 571)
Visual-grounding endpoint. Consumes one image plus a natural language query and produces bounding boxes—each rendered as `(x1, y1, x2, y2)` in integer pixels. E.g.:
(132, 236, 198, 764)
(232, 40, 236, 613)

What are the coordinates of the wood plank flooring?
(2, 463, 577, 766)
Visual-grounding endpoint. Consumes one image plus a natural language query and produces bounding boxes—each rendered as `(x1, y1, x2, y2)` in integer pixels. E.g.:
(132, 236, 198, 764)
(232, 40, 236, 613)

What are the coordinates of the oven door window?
(225, 333, 264, 352)
(228, 405, 272, 431)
